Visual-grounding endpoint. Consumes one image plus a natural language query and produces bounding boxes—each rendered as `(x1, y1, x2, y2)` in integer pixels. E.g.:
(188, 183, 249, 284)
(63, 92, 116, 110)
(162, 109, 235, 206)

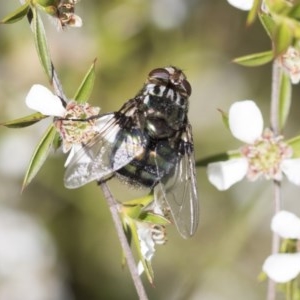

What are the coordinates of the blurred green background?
(1, 1, 300, 299)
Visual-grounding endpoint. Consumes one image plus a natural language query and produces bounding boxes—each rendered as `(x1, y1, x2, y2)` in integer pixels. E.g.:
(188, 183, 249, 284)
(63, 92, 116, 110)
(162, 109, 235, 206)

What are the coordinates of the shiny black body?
(64, 66, 199, 238)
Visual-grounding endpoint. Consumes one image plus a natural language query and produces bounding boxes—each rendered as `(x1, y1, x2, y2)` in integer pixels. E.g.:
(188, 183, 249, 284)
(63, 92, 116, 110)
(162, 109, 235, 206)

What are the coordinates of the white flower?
(271, 210, 300, 239)
(137, 224, 156, 262)
(263, 211, 300, 283)
(137, 222, 166, 275)
(279, 47, 300, 84)
(26, 84, 66, 117)
(263, 253, 300, 283)
(227, 0, 254, 11)
(207, 100, 300, 190)
(26, 84, 100, 156)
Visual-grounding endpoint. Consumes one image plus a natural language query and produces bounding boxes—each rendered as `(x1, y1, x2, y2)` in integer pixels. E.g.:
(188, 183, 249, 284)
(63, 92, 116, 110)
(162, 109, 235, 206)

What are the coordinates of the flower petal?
(263, 253, 300, 283)
(138, 261, 145, 275)
(227, 0, 254, 11)
(229, 100, 263, 144)
(137, 224, 155, 261)
(281, 158, 300, 186)
(26, 84, 66, 117)
(207, 158, 248, 190)
(271, 210, 300, 239)
(70, 15, 82, 28)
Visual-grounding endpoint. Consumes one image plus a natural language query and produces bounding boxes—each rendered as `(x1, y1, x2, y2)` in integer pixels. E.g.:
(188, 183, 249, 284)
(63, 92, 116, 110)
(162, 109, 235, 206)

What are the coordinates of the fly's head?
(147, 66, 192, 99)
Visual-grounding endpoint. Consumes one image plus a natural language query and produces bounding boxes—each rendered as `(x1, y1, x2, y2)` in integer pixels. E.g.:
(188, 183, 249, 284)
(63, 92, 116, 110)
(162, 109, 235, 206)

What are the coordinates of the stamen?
(241, 128, 292, 181)
(54, 101, 100, 152)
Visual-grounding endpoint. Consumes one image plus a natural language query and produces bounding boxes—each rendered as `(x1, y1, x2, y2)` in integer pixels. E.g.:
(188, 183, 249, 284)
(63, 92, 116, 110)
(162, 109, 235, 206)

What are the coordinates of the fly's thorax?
(140, 83, 189, 139)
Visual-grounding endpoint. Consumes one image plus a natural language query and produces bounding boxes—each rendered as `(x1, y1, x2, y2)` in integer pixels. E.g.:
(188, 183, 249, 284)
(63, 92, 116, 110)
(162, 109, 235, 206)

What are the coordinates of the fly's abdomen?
(116, 140, 179, 189)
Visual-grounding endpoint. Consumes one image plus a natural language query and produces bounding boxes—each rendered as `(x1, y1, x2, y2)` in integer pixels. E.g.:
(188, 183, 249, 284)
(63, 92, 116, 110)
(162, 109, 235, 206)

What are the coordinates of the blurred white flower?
(207, 101, 300, 190)
(263, 253, 300, 283)
(227, 0, 254, 11)
(263, 211, 300, 283)
(150, 0, 187, 29)
(279, 47, 300, 84)
(271, 210, 300, 239)
(0, 207, 70, 300)
(137, 222, 166, 275)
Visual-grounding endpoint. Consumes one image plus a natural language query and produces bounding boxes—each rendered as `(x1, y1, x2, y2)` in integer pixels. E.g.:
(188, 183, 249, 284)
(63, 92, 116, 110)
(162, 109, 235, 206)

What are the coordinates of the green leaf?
(278, 72, 292, 131)
(288, 4, 300, 20)
(1, 112, 47, 128)
(267, 0, 292, 15)
(122, 194, 154, 219)
(217, 109, 229, 130)
(196, 150, 241, 167)
(1, 2, 30, 24)
(123, 194, 153, 208)
(233, 51, 274, 67)
(52, 131, 62, 150)
(287, 136, 300, 158)
(122, 204, 143, 220)
(138, 212, 170, 225)
(73, 59, 97, 104)
(274, 21, 293, 55)
(31, 7, 52, 81)
(22, 124, 57, 191)
(246, 0, 260, 26)
(259, 13, 276, 39)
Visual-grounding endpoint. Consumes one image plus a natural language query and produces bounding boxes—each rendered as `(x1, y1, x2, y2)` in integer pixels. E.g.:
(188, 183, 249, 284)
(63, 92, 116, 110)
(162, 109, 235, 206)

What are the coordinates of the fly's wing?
(154, 124, 199, 238)
(64, 101, 146, 189)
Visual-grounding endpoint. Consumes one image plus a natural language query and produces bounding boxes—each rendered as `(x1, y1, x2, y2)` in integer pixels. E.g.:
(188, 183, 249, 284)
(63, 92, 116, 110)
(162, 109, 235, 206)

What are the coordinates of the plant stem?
(267, 59, 282, 300)
(270, 59, 281, 136)
(99, 181, 149, 300)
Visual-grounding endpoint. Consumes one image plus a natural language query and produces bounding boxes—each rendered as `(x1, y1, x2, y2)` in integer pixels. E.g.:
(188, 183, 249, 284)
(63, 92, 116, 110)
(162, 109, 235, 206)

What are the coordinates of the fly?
(64, 66, 199, 238)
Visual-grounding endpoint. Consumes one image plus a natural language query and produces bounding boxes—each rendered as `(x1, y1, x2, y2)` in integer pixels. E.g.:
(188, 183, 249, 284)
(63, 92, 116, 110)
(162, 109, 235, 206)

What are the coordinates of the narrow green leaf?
(196, 150, 240, 167)
(1, 2, 29, 24)
(139, 212, 170, 225)
(1, 112, 47, 128)
(259, 13, 276, 39)
(22, 124, 57, 191)
(288, 4, 300, 20)
(52, 131, 62, 150)
(122, 195, 154, 219)
(267, 0, 292, 15)
(274, 22, 293, 55)
(294, 22, 300, 39)
(217, 109, 229, 130)
(233, 51, 274, 67)
(123, 194, 153, 207)
(122, 204, 143, 220)
(246, 0, 260, 26)
(31, 7, 52, 81)
(73, 59, 97, 104)
(287, 136, 300, 158)
(278, 72, 292, 131)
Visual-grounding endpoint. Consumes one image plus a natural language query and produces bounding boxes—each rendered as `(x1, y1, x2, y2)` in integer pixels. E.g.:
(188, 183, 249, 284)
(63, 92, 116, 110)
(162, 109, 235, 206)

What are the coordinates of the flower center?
(54, 101, 100, 152)
(241, 128, 292, 181)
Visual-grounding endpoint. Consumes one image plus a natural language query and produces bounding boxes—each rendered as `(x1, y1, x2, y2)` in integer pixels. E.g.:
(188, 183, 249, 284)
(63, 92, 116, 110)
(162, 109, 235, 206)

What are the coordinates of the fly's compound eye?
(182, 79, 192, 96)
(148, 68, 171, 82)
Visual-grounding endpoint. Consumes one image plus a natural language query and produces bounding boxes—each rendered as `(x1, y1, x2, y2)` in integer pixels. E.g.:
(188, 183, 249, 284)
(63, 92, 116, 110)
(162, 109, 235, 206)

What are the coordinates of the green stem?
(100, 182, 149, 300)
(267, 59, 282, 300)
(270, 59, 281, 136)
(286, 280, 293, 300)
